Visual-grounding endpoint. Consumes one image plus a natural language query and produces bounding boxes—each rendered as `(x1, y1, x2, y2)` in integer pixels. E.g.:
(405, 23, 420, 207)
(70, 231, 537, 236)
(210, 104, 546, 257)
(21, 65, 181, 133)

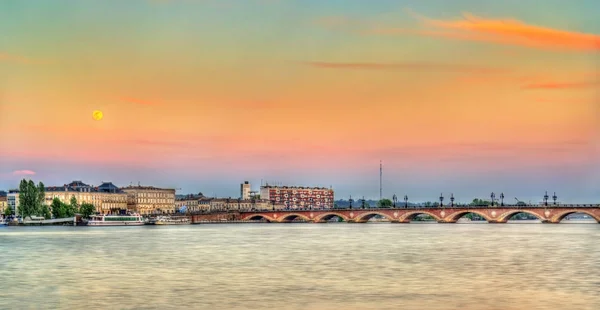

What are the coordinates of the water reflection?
(1, 223, 598, 310)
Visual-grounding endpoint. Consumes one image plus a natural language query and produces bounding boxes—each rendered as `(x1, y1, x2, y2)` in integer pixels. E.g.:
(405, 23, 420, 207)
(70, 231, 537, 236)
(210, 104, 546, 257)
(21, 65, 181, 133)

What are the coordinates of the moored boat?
(153, 216, 190, 225)
(87, 213, 145, 226)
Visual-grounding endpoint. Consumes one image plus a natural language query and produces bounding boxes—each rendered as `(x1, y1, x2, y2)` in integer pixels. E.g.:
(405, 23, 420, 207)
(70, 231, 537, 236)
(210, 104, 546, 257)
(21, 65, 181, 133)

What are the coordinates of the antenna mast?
(379, 160, 382, 200)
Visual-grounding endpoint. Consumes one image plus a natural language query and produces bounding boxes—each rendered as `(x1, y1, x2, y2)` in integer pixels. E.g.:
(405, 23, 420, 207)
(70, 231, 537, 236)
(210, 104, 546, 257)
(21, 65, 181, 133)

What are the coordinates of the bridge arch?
(497, 210, 545, 223)
(354, 211, 395, 223)
(398, 211, 442, 222)
(445, 210, 492, 223)
(551, 210, 600, 223)
(243, 214, 275, 222)
(313, 213, 349, 222)
(278, 213, 312, 223)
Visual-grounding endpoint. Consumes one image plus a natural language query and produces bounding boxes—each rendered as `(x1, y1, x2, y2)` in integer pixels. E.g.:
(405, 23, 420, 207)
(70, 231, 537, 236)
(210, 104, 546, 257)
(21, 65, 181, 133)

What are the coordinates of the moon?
(92, 110, 103, 121)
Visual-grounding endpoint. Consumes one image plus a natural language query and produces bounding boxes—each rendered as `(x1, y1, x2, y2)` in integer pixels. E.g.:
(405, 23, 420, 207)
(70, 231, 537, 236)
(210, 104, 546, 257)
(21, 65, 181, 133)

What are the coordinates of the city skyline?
(1, 0, 599, 202)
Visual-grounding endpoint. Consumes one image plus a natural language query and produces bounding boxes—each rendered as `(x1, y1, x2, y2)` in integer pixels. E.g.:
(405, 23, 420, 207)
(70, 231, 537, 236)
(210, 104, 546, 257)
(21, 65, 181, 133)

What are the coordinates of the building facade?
(7, 190, 19, 216)
(0, 196, 7, 218)
(121, 185, 176, 215)
(44, 181, 128, 214)
(175, 194, 205, 213)
(240, 181, 251, 200)
(203, 197, 284, 212)
(260, 185, 335, 210)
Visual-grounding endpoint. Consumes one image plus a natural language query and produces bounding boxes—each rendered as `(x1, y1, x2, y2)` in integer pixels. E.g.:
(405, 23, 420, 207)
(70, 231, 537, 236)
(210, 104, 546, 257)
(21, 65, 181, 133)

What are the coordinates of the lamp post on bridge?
(543, 191, 549, 207)
(393, 194, 397, 208)
(490, 192, 496, 207)
(404, 195, 408, 209)
(439, 193, 444, 208)
(553, 192, 557, 206)
(500, 193, 504, 206)
(361, 196, 366, 209)
(349, 195, 354, 209)
(450, 193, 455, 208)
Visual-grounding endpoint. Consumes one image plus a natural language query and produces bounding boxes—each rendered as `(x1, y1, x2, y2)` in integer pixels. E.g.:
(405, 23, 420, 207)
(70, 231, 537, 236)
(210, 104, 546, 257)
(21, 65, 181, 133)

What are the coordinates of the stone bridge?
(227, 205, 600, 224)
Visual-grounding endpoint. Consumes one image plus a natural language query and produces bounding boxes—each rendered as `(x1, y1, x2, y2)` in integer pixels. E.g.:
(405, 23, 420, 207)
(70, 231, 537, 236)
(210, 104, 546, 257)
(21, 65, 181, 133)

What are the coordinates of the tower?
(379, 160, 382, 200)
(240, 181, 251, 200)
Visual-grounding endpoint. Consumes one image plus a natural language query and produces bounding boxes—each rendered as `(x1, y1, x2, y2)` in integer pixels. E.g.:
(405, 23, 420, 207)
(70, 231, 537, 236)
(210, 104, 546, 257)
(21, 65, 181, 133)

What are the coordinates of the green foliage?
(470, 199, 492, 206)
(17, 179, 46, 218)
(3, 206, 13, 216)
(70, 196, 79, 214)
(424, 201, 436, 207)
(50, 198, 76, 218)
(377, 199, 393, 208)
(40, 205, 51, 219)
(79, 203, 96, 219)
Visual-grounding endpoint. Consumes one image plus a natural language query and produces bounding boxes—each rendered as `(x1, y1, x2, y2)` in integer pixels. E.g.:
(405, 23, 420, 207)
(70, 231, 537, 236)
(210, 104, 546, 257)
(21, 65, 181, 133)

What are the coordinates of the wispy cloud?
(13, 170, 36, 176)
(305, 61, 506, 74)
(119, 97, 158, 106)
(522, 81, 600, 90)
(0, 52, 51, 65)
(405, 10, 600, 52)
(320, 10, 600, 52)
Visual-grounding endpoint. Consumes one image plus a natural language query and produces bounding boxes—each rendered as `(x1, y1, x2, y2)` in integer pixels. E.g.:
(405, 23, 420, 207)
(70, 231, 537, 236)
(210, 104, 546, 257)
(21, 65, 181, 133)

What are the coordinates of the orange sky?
(1, 0, 599, 201)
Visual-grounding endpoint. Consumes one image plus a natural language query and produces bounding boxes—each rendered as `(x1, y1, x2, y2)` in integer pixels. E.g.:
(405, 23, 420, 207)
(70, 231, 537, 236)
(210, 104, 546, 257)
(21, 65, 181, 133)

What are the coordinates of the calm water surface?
(1, 223, 599, 310)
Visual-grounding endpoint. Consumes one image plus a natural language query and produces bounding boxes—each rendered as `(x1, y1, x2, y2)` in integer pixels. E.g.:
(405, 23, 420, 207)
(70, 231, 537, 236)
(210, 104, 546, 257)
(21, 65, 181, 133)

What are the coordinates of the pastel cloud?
(0, 52, 50, 64)
(522, 81, 600, 90)
(408, 10, 600, 51)
(305, 61, 506, 74)
(13, 170, 36, 176)
(119, 97, 157, 106)
(346, 10, 600, 52)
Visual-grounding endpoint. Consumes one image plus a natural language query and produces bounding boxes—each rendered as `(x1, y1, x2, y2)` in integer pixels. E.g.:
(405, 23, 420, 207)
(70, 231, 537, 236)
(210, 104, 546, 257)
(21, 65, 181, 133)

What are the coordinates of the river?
(1, 222, 598, 310)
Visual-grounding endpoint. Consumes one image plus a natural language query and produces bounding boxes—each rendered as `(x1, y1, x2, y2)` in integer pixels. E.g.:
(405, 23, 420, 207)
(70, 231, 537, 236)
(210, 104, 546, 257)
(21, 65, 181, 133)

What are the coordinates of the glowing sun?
(92, 110, 103, 121)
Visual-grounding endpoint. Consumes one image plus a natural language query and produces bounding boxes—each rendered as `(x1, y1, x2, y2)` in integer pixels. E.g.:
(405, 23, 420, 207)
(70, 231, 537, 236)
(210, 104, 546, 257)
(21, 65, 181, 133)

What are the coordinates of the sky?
(1, 0, 599, 203)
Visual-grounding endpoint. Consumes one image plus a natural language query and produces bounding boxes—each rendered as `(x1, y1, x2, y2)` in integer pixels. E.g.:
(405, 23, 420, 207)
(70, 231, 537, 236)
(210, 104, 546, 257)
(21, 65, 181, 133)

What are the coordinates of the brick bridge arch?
(398, 211, 442, 223)
(443, 210, 493, 223)
(313, 212, 350, 223)
(278, 213, 312, 223)
(551, 210, 600, 223)
(354, 211, 397, 223)
(245, 214, 276, 222)
(496, 210, 547, 223)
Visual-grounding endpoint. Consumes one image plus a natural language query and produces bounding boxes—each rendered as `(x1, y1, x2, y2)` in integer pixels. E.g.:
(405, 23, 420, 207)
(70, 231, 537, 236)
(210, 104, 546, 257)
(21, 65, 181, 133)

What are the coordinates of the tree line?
(7, 178, 96, 219)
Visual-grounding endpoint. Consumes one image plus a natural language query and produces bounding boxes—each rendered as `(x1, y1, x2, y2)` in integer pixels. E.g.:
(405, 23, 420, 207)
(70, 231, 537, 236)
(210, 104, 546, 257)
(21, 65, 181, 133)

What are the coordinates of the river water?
(1, 222, 598, 310)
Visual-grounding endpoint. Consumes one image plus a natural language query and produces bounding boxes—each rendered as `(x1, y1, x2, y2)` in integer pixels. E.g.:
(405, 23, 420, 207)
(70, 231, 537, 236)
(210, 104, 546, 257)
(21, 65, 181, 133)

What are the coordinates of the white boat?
(153, 216, 190, 225)
(87, 214, 145, 226)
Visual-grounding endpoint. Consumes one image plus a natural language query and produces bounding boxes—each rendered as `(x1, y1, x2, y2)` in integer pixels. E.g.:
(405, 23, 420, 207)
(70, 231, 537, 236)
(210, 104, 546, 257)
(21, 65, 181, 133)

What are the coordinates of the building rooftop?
(45, 181, 124, 193)
(261, 185, 332, 190)
(121, 185, 175, 191)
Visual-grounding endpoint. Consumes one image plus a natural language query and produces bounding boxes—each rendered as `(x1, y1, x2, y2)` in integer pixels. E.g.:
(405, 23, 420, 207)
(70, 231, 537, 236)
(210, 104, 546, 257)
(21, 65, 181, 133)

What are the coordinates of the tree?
(79, 203, 96, 219)
(70, 196, 79, 214)
(40, 205, 51, 219)
(18, 179, 46, 218)
(51, 198, 66, 219)
(470, 199, 492, 206)
(377, 199, 393, 208)
(3, 206, 13, 217)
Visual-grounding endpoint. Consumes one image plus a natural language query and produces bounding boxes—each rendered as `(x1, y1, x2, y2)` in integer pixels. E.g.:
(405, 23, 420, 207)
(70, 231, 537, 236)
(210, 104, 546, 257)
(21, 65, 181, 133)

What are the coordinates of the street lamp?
(349, 195, 354, 209)
(543, 191, 549, 207)
(404, 195, 408, 208)
(439, 193, 444, 208)
(361, 196, 366, 209)
(490, 192, 495, 207)
(392, 194, 397, 208)
(500, 193, 504, 206)
(552, 192, 557, 206)
(450, 193, 455, 207)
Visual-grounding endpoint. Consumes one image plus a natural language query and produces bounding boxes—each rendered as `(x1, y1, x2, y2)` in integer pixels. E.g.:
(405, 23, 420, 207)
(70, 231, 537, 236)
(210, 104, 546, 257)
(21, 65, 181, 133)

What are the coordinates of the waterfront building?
(7, 190, 19, 216)
(259, 185, 335, 209)
(199, 197, 284, 212)
(0, 196, 7, 218)
(44, 181, 128, 214)
(240, 181, 251, 200)
(121, 185, 176, 215)
(175, 193, 205, 213)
